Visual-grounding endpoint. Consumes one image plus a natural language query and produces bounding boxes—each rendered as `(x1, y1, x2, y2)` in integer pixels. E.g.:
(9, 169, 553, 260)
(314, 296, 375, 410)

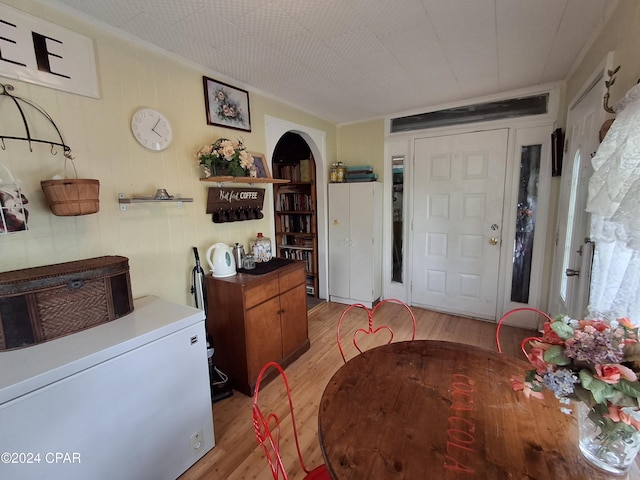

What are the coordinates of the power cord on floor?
(211, 366, 229, 386)
(207, 344, 229, 386)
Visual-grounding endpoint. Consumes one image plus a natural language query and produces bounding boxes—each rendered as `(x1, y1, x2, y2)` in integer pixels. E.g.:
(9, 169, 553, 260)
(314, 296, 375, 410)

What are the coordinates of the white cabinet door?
(329, 184, 351, 297)
(329, 183, 382, 306)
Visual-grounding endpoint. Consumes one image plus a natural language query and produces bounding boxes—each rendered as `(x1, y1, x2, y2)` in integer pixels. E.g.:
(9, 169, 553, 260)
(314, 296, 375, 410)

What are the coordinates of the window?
(390, 94, 549, 133)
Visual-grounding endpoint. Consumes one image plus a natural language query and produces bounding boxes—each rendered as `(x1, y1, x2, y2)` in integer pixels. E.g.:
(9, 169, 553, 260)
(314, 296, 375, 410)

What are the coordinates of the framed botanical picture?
(203, 76, 251, 132)
(249, 152, 271, 178)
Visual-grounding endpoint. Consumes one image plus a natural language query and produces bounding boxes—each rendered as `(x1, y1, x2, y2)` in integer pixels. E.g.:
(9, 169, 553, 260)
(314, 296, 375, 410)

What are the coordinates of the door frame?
(501, 125, 554, 320)
(548, 53, 615, 318)
(384, 84, 560, 325)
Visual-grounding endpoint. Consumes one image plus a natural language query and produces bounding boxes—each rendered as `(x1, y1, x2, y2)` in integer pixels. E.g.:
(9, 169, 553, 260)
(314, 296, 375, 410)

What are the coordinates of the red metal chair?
(495, 307, 554, 355)
(337, 298, 417, 363)
(252, 361, 331, 480)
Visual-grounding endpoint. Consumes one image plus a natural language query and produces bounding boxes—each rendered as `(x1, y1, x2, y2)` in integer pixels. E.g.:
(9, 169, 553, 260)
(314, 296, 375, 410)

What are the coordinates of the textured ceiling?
(43, 0, 616, 124)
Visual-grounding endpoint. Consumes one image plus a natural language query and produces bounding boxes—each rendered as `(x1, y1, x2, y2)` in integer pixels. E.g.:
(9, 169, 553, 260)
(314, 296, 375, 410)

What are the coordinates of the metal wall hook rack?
(603, 66, 621, 114)
(0, 83, 72, 155)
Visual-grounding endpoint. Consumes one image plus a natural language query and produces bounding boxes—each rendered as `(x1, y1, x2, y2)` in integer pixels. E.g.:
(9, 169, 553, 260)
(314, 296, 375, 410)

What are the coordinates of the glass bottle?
(336, 162, 346, 182)
(251, 232, 272, 263)
(330, 163, 338, 183)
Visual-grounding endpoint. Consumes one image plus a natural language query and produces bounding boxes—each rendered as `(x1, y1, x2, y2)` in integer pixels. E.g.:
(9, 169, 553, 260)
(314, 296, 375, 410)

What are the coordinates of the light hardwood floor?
(178, 300, 537, 480)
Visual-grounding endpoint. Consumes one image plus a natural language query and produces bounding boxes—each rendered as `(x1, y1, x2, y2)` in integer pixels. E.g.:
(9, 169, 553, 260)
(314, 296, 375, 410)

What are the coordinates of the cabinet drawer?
(279, 265, 305, 292)
(244, 280, 280, 309)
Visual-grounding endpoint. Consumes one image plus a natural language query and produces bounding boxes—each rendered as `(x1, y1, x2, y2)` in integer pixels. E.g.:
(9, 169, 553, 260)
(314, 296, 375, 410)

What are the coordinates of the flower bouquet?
(512, 315, 640, 473)
(195, 138, 255, 177)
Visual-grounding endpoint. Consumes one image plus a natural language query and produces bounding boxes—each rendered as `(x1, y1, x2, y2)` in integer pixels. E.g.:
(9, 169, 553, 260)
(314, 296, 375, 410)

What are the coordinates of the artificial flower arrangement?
(511, 314, 640, 449)
(195, 138, 255, 177)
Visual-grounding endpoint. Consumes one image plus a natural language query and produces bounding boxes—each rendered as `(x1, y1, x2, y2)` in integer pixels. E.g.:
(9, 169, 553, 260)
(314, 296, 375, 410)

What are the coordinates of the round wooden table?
(318, 340, 631, 480)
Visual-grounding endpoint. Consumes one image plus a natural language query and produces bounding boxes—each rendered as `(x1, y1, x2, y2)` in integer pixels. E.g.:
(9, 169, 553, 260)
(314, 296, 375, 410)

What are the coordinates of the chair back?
(337, 298, 417, 362)
(495, 307, 554, 355)
(252, 361, 328, 480)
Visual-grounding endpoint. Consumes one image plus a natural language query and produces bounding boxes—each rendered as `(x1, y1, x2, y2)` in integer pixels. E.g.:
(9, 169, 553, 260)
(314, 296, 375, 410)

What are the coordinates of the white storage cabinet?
(328, 182, 382, 307)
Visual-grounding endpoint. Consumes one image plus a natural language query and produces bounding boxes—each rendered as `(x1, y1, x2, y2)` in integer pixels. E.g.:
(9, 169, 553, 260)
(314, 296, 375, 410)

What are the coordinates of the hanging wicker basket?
(40, 178, 100, 216)
(0, 82, 100, 217)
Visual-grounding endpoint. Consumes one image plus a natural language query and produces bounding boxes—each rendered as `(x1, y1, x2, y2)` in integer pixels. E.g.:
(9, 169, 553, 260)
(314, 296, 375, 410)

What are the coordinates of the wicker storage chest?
(0, 256, 133, 350)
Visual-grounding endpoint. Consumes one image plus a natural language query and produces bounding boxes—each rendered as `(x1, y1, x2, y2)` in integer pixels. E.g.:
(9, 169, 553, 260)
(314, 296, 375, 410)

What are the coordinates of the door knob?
(489, 237, 499, 246)
(565, 268, 580, 277)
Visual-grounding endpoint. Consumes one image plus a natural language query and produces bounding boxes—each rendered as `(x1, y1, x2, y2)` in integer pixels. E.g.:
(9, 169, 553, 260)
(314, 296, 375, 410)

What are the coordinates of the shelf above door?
(200, 177, 290, 184)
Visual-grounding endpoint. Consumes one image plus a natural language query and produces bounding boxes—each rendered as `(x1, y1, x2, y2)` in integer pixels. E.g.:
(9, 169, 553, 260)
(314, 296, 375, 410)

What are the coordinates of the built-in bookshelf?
(273, 157, 318, 297)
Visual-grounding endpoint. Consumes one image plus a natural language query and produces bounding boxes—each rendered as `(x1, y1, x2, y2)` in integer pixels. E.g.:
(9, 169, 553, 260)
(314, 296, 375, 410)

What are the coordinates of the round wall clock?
(131, 107, 173, 151)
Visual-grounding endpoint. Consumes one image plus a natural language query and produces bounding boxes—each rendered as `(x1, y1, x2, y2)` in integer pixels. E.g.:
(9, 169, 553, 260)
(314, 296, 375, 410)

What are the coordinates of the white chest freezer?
(0, 296, 214, 480)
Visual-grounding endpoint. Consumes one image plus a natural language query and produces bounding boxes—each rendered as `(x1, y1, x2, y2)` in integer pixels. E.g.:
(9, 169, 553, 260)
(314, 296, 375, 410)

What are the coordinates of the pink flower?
(595, 363, 638, 384)
(605, 405, 640, 431)
(619, 317, 637, 329)
(579, 319, 609, 332)
(511, 376, 544, 400)
(526, 344, 551, 373)
(540, 322, 564, 345)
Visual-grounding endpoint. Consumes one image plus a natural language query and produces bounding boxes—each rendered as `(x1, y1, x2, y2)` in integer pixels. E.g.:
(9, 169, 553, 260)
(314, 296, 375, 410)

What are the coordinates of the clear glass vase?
(577, 402, 640, 474)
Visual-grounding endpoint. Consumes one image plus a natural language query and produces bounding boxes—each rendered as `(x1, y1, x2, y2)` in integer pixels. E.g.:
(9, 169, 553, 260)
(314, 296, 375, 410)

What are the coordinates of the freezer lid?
(0, 296, 205, 405)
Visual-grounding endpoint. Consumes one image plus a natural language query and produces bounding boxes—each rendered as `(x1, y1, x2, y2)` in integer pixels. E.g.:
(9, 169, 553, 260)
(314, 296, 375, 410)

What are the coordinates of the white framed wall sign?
(0, 4, 99, 98)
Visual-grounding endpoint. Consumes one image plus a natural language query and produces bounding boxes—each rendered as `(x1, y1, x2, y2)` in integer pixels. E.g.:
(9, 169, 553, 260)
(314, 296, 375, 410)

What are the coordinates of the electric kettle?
(206, 242, 236, 277)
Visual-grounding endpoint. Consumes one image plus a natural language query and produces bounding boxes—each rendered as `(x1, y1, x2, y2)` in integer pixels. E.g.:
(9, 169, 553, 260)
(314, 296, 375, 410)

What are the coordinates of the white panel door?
(411, 129, 508, 318)
(551, 78, 604, 318)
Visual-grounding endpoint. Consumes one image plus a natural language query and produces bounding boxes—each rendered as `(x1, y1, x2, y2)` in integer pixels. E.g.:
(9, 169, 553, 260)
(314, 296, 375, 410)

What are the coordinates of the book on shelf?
(279, 247, 314, 272)
(277, 159, 314, 183)
(280, 234, 315, 248)
(277, 192, 312, 212)
(277, 164, 301, 182)
(300, 159, 311, 183)
(279, 214, 312, 233)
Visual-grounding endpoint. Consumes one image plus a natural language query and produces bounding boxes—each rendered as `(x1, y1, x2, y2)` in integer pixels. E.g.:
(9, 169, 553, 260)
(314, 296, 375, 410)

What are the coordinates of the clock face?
(131, 108, 173, 151)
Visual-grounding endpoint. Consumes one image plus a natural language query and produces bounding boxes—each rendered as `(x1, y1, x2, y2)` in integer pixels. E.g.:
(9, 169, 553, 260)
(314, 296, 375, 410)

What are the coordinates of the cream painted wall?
(337, 119, 385, 180)
(0, 0, 336, 306)
(566, 0, 640, 111)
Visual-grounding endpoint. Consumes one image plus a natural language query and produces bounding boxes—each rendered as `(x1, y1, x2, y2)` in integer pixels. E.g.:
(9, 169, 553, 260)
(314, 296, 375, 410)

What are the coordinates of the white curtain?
(586, 83, 640, 322)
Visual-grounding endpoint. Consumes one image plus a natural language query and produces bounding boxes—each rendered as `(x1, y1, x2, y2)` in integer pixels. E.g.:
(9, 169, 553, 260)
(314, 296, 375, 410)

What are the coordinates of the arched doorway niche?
(265, 116, 328, 300)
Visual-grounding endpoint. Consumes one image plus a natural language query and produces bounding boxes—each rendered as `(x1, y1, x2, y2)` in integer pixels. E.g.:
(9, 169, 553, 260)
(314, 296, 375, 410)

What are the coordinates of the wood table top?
(318, 340, 631, 480)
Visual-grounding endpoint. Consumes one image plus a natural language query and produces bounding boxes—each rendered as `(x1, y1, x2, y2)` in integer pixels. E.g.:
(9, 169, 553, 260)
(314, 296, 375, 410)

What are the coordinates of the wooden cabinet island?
(204, 259, 310, 396)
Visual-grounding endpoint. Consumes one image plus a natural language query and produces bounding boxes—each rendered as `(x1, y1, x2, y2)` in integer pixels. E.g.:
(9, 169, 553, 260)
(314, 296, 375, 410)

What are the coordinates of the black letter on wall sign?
(32, 32, 70, 79)
(0, 19, 26, 67)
